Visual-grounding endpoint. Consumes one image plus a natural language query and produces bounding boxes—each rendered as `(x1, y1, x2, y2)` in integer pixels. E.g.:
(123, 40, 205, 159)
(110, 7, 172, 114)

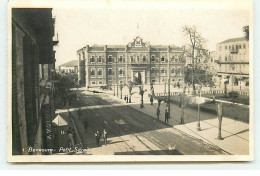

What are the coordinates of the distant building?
(12, 8, 58, 155)
(208, 51, 218, 74)
(216, 37, 249, 89)
(58, 60, 78, 73)
(77, 36, 186, 88)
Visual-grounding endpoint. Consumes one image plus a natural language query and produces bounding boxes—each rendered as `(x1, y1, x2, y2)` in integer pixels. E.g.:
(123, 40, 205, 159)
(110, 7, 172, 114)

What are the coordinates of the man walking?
(95, 130, 101, 147)
(165, 109, 169, 123)
(156, 108, 160, 119)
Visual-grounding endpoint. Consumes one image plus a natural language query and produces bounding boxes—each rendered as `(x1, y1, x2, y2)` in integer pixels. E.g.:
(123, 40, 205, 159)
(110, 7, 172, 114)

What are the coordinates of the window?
(143, 56, 146, 62)
(98, 68, 103, 77)
(151, 79, 156, 83)
(161, 56, 165, 62)
(219, 46, 221, 51)
(119, 68, 124, 77)
(90, 56, 95, 63)
(176, 68, 181, 75)
(108, 68, 112, 76)
(91, 81, 96, 85)
(98, 56, 102, 63)
(130, 56, 134, 63)
(225, 56, 227, 61)
(225, 46, 228, 50)
(171, 68, 175, 75)
(108, 55, 113, 63)
(151, 55, 155, 62)
(229, 46, 231, 50)
(98, 81, 103, 84)
(90, 68, 95, 77)
(161, 67, 166, 76)
(151, 67, 155, 75)
(171, 55, 175, 62)
(243, 44, 246, 49)
(119, 55, 123, 62)
(137, 56, 140, 62)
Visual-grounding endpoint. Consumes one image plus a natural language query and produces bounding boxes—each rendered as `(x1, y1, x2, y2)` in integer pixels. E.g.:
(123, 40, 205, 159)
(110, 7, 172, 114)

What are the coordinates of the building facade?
(12, 8, 58, 155)
(77, 36, 186, 88)
(216, 37, 249, 88)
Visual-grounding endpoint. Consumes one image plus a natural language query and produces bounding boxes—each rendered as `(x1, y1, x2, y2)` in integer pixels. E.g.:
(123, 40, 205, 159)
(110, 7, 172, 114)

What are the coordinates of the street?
(55, 89, 228, 155)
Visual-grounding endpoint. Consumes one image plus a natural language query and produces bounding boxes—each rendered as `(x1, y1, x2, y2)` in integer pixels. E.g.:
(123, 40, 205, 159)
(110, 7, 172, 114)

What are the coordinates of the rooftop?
(59, 60, 78, 67)
(218, 37, 247, 44)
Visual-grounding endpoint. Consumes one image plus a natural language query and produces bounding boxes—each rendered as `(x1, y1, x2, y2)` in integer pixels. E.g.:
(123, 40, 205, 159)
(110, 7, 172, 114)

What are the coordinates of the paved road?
(60, 89, 228, 155)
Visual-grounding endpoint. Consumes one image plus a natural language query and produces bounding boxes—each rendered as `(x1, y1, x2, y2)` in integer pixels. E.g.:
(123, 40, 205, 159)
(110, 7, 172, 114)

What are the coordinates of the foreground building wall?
(77, 36, 185, 88)
(12, 8, 57, 155)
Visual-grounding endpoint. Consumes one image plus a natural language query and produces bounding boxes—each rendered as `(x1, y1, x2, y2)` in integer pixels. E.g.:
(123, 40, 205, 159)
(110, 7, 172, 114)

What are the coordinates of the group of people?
(156, 108, 169, 123)
(95, 129, 108, 147)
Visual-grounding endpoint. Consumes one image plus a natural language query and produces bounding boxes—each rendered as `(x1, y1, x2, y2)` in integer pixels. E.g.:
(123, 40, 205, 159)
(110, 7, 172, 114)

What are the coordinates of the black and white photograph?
(7, 0, 253, 162)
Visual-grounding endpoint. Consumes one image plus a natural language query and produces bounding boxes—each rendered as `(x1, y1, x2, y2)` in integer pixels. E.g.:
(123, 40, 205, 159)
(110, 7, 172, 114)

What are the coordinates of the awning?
(52, 114, 68, 127)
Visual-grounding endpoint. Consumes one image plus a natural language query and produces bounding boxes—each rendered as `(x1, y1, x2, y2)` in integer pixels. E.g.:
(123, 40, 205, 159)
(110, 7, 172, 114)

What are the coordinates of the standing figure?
(124, 95, 127, 102)
(67, 127, 75, 149)
(150, 96, 154, 105)
(165, 109, 169, 123)
(103, 129, 108, 145)
(95, 130, 101, 147)
(156, 108, 160, 119)
(126, 95, 129, 103)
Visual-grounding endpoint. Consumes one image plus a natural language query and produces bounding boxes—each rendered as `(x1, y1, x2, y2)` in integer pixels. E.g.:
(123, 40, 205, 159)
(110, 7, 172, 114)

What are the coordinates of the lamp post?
(197, 85, 202, 131)
(167, 78, 171, 119)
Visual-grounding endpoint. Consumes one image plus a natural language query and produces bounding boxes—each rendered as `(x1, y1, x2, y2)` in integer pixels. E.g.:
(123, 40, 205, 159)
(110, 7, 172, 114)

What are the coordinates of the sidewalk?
(106, 90, 249, 155)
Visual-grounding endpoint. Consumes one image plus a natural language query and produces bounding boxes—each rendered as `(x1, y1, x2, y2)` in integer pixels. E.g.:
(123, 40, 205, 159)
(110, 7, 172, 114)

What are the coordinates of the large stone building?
(77, 36, 186, 88)
(216, 37, 249, 89)
(12, 8, 58, 155)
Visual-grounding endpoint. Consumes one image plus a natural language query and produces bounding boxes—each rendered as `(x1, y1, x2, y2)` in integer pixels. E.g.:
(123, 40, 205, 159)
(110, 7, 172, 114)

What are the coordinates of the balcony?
(230, 48, 238, 54)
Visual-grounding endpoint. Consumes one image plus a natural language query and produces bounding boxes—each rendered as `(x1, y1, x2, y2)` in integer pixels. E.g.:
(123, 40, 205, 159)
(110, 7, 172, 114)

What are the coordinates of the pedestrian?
(124, 95, 127, 102)
(179, 97, 182, 108)
(84, 120, 88, 132)
(67, 127, 75, 149)
(103, 129, 108, 145)
(78, 107, 81, 120)
(156, 107, 160, 119)
(126, 95, 129, 103)
(165, 109, 169, 123)
(95, 130, 101, 147)
(150, 96, 153, 105)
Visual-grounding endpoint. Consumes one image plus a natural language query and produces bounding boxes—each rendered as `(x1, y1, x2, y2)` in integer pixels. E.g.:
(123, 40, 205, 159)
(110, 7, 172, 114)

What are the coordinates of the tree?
(243, 26, 249, 41)
(183, 25, 213, 93)
(127, 81, 133, 103)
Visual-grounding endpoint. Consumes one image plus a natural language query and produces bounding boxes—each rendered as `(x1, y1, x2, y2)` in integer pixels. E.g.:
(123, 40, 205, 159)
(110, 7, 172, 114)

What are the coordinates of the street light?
(197, 85, 202, 131)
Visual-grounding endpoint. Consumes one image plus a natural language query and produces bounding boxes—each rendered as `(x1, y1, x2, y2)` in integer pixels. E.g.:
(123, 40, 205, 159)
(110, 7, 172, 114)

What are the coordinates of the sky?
(52, 1, 249, 67)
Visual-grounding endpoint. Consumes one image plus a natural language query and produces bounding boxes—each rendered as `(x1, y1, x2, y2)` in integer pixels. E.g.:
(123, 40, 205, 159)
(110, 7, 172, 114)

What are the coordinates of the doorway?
(134, 72, 142, 85)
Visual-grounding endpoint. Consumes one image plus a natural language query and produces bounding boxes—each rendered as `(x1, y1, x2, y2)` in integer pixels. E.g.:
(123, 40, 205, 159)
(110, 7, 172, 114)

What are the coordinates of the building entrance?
(134, 72, 142, 85)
